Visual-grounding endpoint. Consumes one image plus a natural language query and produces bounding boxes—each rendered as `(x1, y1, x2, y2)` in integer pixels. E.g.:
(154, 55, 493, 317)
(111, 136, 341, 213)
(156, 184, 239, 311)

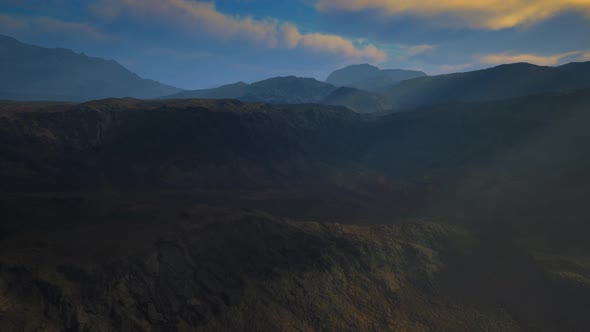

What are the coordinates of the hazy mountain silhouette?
(167, 76, 336, 104)
(0, 35, 181, 101)
(166, 76, 394, 113)
(386, 61, 590, 109)
(326, 63, 427, 92)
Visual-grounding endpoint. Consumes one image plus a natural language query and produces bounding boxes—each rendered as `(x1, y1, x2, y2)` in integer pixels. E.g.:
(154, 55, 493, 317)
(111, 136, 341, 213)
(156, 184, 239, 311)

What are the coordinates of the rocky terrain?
(1, 196, 589, 331)
(2, 90, 590, 330)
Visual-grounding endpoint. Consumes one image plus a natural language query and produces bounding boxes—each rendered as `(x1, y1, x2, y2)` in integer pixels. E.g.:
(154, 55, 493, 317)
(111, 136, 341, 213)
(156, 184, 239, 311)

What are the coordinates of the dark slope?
(386, 61, 590, 109)
(0, 98, 359, 191)
(4, 90, 590, 236)
(0, 35, 181, 101)
(321, 86, 395, 113)
(326, 64, 427, 92)
(3, 91, 590, 330)
(3, 90, 590, 197)
(7, 205, 586, 331)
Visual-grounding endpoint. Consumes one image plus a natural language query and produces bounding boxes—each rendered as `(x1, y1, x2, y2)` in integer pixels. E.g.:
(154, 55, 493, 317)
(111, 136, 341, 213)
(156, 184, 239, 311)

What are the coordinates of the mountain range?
(0, 35, 181, 101)
(164, 76, 393, 114)
(5, 35, 590, 116)
(167, 76, 336, 104)
(162, 60, 590, 113)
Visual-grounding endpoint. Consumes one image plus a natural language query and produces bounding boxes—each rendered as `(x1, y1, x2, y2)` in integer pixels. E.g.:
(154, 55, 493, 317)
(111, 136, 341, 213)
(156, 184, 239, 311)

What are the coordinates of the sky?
(1, 0, 590, 89)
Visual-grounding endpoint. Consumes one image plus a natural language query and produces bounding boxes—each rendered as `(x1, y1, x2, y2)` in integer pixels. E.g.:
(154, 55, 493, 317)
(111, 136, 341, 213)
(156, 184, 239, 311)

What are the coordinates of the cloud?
(315, 0, 590, 30)
(281, 23, 386, 62)
(0, 13, 108, 39)
(478, 51, 581, 66)
(403, 44, 436, 56)
(581, 52, 590, 61)
(95, 0, 386, 62)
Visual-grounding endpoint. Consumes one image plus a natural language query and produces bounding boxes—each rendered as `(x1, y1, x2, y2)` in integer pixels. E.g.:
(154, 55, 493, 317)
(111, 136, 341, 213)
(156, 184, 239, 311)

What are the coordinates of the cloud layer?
(316, 0, 590, 30)
(98, 0, 386, 62)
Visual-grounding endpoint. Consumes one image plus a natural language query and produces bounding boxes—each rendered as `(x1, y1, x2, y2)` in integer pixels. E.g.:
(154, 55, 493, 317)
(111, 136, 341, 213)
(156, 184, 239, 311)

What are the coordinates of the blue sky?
(1, 0, 589, 89)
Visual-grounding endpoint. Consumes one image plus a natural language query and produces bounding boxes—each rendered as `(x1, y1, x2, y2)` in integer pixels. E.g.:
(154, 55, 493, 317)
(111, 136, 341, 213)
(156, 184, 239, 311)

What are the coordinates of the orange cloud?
(478, 51, 581, 66)
(97, 0, 386, 62)
(281, 24, 386, 62)
(316, 0, 590, 30)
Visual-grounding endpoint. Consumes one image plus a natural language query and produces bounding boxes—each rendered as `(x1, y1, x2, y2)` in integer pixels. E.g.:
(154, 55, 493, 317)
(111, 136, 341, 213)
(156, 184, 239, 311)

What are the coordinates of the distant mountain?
(166, 76, 392, 113)
(321, 87, 394, 113)
(0, 35, 181, 101)
(167, 76, 336, 104)
(386, 61, 590, 110)
(326, 64, 427, 92)
(239, 76, 336, 104)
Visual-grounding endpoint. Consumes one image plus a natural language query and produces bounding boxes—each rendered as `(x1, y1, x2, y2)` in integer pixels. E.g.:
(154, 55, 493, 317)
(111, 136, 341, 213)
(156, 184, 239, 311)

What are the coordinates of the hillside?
(0, 35, 181, 101)
(4, 202, 589, 331)
(386, 61, 590, 109)
(3, 91, 590, 330)
(3, 91, 590, 239)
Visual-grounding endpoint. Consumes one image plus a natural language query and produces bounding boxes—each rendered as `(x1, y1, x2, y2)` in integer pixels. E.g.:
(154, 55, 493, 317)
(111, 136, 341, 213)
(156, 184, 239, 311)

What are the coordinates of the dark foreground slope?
(386, 61, 590, 109)
(0, 35, 180, 101)
(2, 92, 590, 330)
(1, 203, 589, 331)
